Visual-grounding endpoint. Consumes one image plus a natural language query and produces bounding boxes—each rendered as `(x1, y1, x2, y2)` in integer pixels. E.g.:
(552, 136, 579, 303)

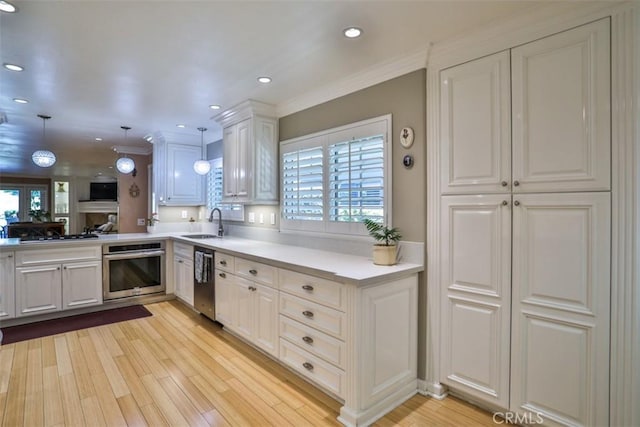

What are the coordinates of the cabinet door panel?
(214, 269, 235, 327)
(235, 119, 250, 199)
(223, 126, 237, 198)
(511, 192, 610, 426)
(440, 51, 511, 194)
(512, 18, 610, 192)
(16, 265, 62, 316)
(440, 195, 511, 407)
(166, 143, 204, 204)
(253, 284, 279, 357)
(62, 261, 102, 309)
(0, 253, 15, 319)
(234, 276, 254, 340)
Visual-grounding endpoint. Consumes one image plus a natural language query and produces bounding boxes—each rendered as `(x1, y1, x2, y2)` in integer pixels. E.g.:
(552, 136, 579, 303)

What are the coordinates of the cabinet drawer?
(280, 293, 346, 340)
(173, 242, 193, 259)
(279, 269, 346, 311)
(16, 246, 101, 266)
(279, 338, 345, 399)
(279, 315, 346, 369)
(235, 257, 277, 287)
(214, 253, 235, 272)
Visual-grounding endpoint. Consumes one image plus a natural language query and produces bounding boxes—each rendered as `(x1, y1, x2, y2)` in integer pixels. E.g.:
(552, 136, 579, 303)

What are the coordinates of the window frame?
(206, 158, 245, 221)
(280, 114, 392, 236)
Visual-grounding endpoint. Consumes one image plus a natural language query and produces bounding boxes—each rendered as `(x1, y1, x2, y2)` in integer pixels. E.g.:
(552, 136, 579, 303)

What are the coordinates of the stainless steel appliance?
(194, 246, 215, 320)
(103, 241, 166, 300)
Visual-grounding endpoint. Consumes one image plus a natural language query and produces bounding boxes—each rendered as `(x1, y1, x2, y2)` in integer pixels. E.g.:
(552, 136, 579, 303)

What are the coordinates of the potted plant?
(363, 218, 402, 266)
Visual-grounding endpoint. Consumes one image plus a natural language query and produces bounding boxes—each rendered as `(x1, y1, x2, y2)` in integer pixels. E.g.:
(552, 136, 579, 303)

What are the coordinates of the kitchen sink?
(180, 234, 218, 239)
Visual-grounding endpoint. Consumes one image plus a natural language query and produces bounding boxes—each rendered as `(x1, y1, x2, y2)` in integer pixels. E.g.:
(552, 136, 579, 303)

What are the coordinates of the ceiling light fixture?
(0, 1, 16, 13)
(257, 76, 272, 84)
(3, 63, 23, 71)
(176, 124, 186, 128)
(13, 98, 28, 104)
(209, 104, 221, 110)
(95, 137, 103, 142)
(343, 27, 363, 38)
(32, 114, 57, 168)
(193, 127, 211, 175)
(115, 126, 135, 174)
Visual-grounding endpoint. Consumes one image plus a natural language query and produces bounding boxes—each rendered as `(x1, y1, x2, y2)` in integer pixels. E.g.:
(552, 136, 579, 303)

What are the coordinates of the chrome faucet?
(209, 208, 224, 237)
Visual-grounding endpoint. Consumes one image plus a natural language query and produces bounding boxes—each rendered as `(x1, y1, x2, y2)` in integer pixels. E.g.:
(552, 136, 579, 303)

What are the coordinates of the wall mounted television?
(89, 182, 118, 201)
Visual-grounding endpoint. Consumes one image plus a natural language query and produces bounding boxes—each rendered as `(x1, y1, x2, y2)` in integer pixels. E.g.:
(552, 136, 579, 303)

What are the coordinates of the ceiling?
(1, 0, 562, 178)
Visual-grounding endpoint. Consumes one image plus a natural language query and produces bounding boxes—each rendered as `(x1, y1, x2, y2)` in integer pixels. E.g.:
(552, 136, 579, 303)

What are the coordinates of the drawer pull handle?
(302, 285, 314, 292)
(218, 272, 226, 278)
(249, 269, 258, 275)
(302, 362, 314, 371)
(302, 310, 314, 318)
(302, 336, 314, 345)
(220, 260, 227, 266)
(249, 286, 257, 292)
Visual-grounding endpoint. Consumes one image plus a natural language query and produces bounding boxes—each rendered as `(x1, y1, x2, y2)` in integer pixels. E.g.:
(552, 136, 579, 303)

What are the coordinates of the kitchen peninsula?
(0, 232, 423, 426)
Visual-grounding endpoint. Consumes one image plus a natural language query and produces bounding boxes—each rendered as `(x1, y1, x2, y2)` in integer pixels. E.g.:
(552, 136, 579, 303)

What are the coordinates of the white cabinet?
(16, 264, 63, 316)
(173, 243, 194, 306)
(152, 134, 205, 206)
(214, 100, 278, 204)
(213, 253, 279, 357)
(437, 18, 612, 426)
(14, 245, 103, 317)
(0, 252, 16, 319)
(62, 261, 102, 309)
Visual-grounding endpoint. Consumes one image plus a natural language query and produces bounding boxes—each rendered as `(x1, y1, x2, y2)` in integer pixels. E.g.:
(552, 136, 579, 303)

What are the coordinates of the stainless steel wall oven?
(103, 241, 166, 300)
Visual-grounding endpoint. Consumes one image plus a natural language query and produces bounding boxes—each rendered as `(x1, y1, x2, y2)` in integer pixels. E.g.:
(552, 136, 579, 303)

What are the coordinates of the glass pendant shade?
(32, 114, 56, 168)
(193, 127, 210, 175)
(116, 157, 135, 174)
(32, 150, 56, 167)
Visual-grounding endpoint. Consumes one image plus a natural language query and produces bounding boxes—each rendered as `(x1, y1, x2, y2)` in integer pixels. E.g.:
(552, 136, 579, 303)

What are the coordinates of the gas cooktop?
(19, 233, 100, 242)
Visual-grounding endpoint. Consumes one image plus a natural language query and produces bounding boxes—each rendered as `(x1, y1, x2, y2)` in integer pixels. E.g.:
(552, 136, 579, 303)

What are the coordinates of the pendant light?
(193, 127, 211, 175)
(115, 126, 136, 174)
(32, 114, 57, 168)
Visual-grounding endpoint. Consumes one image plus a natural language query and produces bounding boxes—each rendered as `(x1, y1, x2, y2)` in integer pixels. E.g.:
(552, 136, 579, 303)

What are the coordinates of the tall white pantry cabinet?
(437, 18, 611, 426)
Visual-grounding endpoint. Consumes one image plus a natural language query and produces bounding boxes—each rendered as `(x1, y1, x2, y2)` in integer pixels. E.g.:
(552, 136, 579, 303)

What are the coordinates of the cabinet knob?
(514, 200, 520, 206)
(249, 269, 258, 275)
(502, 200, 509, 206)
(302, 310, 314, 318)
(218, 272, 226, 279)
(63, 266, 67, 269)
(220, 260, 227, 266)
(513, 180, 520, 187)
(178, 260, 183, 264)
(501, 181, 508, 187)
(302, 362, 314, 371)
(302, 285, 314, 292)
(7, 254, 13, 258)
(57, 267, 61, 270)
(302, 336, 314, 345)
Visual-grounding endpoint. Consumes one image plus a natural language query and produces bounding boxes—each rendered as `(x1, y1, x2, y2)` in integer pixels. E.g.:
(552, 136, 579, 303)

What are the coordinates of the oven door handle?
(103, 250, 165, 260)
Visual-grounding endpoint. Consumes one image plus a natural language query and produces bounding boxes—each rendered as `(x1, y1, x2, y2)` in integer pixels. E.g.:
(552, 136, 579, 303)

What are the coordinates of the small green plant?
(28, 209, 51, 222)
(363, 218, 401, 246)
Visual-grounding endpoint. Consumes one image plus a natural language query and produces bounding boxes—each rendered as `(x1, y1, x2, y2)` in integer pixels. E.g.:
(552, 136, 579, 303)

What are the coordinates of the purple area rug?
(0, 305, 152, 345)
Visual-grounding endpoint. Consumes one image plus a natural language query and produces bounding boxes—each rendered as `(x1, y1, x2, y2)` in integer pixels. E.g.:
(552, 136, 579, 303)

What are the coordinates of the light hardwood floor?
(0, 300, 496, 426)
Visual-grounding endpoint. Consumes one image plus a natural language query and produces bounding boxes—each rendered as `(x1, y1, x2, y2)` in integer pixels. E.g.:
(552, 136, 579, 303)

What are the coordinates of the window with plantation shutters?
(280, 115, 391, 236)
(206, 158, 244, 221)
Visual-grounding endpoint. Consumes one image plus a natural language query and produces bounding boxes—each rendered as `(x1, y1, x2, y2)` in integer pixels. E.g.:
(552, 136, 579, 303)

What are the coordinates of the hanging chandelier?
(193, 127, 211, 175)
(115, 126, 135, 174)
(32, 114, 57, 168)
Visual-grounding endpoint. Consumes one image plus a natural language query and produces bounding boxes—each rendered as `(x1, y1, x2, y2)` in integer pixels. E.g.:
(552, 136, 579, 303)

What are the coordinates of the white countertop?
(0, 232, 423, 285)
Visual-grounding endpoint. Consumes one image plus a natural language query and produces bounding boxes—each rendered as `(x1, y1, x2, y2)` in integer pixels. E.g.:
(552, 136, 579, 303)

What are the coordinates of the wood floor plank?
(58, 373, 85, 426)
(202, 408, 231, 427)
(80, 395, 107, 427)
(160, 358, 215, 413)
(89, 328, 130, 398)
(0, 392, 6, 426)
(226, 377, 293, 426)
(69, 348, 95, 400)
(53, 336, 73, 377)
(113, 355, 153, 407)
(97, 325, 124, 357)
(2, 341, 27, 427)
(24, 347, 44, 427)
(77, 335, 104, 376)
(157, 375, 210, 427)
(90, 372, 127, 426)
(130, 339, 169, 379)
(65, 331, 81, 354)
(273, 401, 315, 427)
(0, 346, 15, 394)
(214, 354, 282, 407)
(116, 393, 148, 427)
(41, 336, 57, 368)
(140, 374, 191, 426)
(42, 366, 64, 427)
(139, 403, 170, 427)
(189, 374, 253, 427)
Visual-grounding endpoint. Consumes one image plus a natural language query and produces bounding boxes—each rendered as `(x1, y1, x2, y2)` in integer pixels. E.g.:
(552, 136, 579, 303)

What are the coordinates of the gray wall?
(207, 139, 223, 160)
(279, 69, 426, 242)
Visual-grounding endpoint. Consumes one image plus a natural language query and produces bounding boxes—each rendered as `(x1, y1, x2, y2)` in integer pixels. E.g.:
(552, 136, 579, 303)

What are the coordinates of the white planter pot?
(147, 225, 156, 233)
(372, 244, 397, 266)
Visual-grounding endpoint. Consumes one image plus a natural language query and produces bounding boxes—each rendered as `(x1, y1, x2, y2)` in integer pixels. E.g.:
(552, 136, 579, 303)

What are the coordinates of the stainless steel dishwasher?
(193, 246, 215, 320)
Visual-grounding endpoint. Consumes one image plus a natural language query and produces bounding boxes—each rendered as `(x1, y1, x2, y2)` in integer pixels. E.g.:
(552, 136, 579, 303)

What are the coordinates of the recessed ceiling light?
(108, 166, 114, 169)
(343, 27, 363, 38)
(0, 1, 17, 13)
(95, 137, 103, 142)
(13, 98, 28, 104)
(3, 63, 23, 71)
(176, 124, 186, 128)
(257, 76, 272, 84)
(209, 104, 221, 110)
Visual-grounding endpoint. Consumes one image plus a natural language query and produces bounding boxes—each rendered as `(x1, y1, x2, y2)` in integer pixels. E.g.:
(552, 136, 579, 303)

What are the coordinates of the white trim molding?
(425, 2, 639, 425)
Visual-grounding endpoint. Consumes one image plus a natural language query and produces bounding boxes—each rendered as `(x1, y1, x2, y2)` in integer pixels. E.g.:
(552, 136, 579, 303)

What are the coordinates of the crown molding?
(212, 99, 277, 127)
(276, 46, 429, 118)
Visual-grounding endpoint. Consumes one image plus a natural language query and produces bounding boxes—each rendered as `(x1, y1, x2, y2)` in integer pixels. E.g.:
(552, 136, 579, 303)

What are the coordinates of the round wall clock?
(400, 127, 414, 148)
